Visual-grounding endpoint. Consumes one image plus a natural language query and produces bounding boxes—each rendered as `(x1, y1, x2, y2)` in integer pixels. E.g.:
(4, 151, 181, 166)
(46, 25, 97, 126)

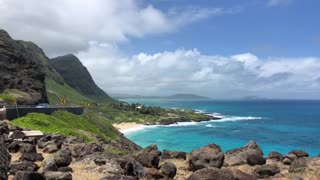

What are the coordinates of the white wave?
(121, 125, 148, 134)
(195, 109, 206, 114)
(205, 124, 216, 128)
(167, 121, 198, 127)
(214, 116, 263, 122)
(206, 112, 224, 118)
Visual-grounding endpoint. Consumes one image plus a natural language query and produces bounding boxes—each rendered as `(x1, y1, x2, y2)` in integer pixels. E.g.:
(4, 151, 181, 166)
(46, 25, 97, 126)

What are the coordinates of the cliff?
(0, 29, 48, 105)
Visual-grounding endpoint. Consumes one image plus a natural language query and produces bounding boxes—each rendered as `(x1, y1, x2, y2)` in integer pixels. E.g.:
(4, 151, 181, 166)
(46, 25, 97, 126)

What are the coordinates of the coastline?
(113, 122, 145, 134)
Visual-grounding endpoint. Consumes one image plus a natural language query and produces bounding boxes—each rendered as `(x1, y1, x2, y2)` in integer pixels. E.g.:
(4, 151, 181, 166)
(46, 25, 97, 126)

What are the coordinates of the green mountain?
(0, 29, 48, 105)
(49, 54, 115, 103)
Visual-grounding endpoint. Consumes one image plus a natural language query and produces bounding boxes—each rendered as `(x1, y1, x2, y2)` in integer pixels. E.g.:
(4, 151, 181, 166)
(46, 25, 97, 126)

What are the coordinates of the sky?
(0, 0, 320, 99)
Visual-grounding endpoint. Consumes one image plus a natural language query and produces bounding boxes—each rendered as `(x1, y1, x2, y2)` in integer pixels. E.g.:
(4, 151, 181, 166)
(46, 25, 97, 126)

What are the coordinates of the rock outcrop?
(189, 144, 224, 171)
(0, 29, 48, 105)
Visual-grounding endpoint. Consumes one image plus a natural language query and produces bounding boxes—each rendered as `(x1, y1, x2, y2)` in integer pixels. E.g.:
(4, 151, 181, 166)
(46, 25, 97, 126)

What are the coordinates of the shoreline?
(113, 122, 145, 134)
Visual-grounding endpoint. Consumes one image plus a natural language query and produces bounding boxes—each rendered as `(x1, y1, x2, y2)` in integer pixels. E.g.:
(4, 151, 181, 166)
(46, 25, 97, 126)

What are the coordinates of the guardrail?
(4, 106, 84, 120)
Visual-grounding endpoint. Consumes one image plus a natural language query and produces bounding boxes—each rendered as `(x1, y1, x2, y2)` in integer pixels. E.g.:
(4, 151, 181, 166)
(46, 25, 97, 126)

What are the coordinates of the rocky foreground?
(0, 121, 320, 180)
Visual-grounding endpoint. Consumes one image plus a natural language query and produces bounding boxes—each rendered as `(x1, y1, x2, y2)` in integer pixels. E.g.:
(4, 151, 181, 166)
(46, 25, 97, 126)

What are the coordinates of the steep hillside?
(50, 54, 115, 103)
(0, 29, 48, 105)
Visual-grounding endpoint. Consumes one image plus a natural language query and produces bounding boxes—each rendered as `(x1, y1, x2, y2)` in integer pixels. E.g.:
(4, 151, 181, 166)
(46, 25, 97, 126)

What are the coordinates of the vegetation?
(49, 54, 116, 103)
(11, 110, 119, 142)
(46, 78, 91, 106)
(0, 93, 13, 101)
(88, 103, 210, 124)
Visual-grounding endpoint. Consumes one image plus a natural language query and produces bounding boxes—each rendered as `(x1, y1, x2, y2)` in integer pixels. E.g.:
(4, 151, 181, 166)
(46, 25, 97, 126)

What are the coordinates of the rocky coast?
(1, 121, 320, 180)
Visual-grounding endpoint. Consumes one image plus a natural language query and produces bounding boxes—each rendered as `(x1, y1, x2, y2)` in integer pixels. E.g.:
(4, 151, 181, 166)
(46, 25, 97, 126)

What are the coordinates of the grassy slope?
(11, 110, 118, 142)
(46, 78, 91, 106)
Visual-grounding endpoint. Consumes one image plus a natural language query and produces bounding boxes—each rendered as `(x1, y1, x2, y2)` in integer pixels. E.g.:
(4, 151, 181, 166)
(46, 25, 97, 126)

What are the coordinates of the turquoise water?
(122, 99, 320, 156)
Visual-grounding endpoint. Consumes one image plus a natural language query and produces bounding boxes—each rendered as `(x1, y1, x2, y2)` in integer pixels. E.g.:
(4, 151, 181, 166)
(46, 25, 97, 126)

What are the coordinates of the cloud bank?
(78, 44, 320, 99)
(0, 0, 223, 56)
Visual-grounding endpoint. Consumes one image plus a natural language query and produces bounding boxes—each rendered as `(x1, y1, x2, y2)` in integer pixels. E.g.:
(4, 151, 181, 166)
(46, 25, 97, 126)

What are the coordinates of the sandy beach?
(113, 122, 145, 134)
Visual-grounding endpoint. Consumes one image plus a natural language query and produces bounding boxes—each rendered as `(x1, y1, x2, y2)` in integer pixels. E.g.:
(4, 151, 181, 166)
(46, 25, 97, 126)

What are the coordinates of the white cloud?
(77, 45, 320, 99)
(267, 0, 291, 7)
(0, 0, 224, 56)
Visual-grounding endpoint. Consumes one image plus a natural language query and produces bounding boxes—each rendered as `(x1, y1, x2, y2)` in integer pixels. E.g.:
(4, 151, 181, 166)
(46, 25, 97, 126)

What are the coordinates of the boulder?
(247, 152, 266, 166)
(124, 159, 145, 178)
(224, 141, 264, 166)
(0, 122, 9, 135)
(43, 144, 58, 153)
(289, 150, 309, 158)
(289, 158, 308, 173)
(71, 143, 103, 158)
(10, 130, 26, 139)
(187, 168, 257, 180)
(0, 140, 10, 180)
(162, 149, 187, 160)
(189, 144, 224, 171)
(160, 162, 177, 179)
(9, 161, 40, 175)
(13, 171, 45, 180)
(282, 157, 292, 165)
(19, 153, 44, 162)
(254, 164, 280, 178)
(43, 157, 58, 172)
(54, 148, 72, 167)
(268, 151, 283, 161)
(136, 145, 161, 168)
(43, 171, 72, 180)
(145, 168, 165, 179)
(8, 141, 20, 153)
(19, 143, 37, 153)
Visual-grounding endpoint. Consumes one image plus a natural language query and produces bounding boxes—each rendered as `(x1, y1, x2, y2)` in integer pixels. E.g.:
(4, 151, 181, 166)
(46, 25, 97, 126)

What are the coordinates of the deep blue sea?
(121, 99, 320, 156)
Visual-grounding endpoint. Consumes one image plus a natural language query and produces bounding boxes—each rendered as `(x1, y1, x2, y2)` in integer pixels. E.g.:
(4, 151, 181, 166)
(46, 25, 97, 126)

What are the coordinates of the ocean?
(121, 99, 320, 156)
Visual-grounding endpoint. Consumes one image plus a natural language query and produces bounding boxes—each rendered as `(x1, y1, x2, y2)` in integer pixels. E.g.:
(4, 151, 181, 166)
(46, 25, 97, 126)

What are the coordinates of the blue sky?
(1, 0, 320, 99)
(122, 0, 320, 57)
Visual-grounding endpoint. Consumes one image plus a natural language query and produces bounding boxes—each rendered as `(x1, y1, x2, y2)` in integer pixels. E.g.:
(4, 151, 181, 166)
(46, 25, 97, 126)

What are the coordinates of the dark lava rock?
(19, 153, 44, 162)
(224, 141, 263, 166)
(136, 145, 162, 169)
(71, 143, 103, 158)
(189, 144, 224, 171)
(54, 148, 72, 167)
(247, 152, 266, 166)
(282, 157, 292, 165)
(0, 122, 9, 135)
(145, 168, 165, 179)
(19, 143, 37, 153)
(268, 151, 283, 161)
(8, 141, 20, 153)
(94, 158, 106, 166)
(160, 162, 177, 179)
(43, 171, 72, 180)
(124, 159, 145, 178)
(10, 130, 26, 139)
(162, 149, 187, 160)
(43, 144, 59, 153)
(289, 150, 309, 158)
(289, 158, 308, 173)
(0, 29, 48, 105)
(187, 168, 257, 180)
(9, 161, 40, 175)
(0, 139, 10, 180)
(13, 171, 45, 180)
(254, 164, 280, 178)
(43, 157, 58, 172)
